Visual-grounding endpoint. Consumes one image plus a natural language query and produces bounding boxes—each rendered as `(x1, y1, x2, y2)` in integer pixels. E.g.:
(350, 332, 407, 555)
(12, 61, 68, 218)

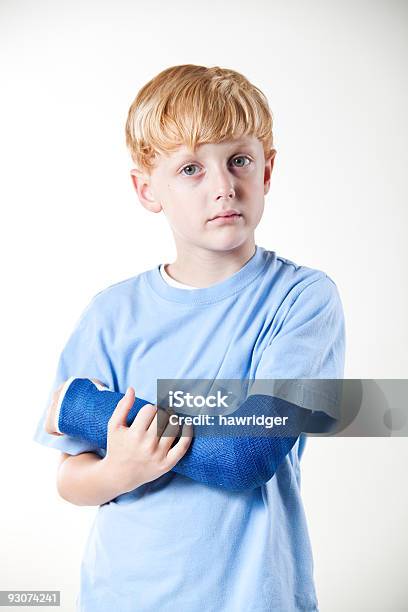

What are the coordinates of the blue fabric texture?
(59, 377, 313, 491)
(33, 246, 345, 612)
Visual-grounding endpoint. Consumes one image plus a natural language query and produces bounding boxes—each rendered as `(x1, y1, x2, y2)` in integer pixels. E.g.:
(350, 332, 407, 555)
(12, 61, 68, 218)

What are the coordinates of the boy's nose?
(215, 185, 236, 201)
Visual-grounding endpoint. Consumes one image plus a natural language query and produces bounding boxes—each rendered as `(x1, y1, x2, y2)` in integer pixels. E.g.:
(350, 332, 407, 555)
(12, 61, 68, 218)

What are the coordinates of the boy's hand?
(101, 387, 193, 492)
(44, 378, 106, 436)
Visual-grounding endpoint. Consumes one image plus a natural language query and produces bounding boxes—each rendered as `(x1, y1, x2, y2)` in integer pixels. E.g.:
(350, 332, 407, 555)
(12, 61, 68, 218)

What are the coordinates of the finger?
(165, 423, 193, 468)
(129, 402, 158, 432)
(108, 387, 136, 429)
(150, 407, 171, 438)
(158, 416, 181, 452)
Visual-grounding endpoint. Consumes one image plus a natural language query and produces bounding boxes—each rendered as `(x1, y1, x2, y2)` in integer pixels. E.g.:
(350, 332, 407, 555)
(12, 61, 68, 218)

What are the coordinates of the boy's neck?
(165, 238, 257, 288)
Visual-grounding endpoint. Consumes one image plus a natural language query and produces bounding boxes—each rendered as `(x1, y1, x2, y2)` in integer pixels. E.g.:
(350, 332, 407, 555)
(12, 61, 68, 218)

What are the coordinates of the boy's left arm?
(248, 274, 346, 421)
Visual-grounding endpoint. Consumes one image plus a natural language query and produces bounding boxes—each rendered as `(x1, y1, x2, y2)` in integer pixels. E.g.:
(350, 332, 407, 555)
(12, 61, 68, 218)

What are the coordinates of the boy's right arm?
(56, 387, 192, 506)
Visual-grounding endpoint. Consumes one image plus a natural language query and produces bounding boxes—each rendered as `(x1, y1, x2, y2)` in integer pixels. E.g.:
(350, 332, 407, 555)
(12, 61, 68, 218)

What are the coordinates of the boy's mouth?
(208, 209, 243, 222)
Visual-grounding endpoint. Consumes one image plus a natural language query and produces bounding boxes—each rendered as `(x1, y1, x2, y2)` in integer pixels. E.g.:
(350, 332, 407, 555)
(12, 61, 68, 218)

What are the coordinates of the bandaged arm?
(55, 377, 317, 491)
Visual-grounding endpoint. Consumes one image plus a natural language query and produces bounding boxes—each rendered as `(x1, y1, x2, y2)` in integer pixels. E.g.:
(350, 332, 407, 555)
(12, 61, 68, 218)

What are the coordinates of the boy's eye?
(180, 164, 200, 176)
(231, 155, 251, 168)
(180, 156, 251, 177)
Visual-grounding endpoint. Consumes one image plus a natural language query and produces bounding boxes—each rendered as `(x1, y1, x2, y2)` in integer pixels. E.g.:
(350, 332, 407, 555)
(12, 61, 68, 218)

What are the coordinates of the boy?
(33, 64, 345, 611)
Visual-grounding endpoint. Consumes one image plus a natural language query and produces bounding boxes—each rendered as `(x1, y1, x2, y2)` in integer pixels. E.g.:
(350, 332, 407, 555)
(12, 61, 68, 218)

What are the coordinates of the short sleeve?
(249, 274, 346, 419)
(32, 296, 115, 456)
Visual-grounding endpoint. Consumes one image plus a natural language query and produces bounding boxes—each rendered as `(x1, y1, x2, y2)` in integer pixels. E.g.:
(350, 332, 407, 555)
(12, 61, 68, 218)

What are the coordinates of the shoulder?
(94, 267, 154, 299)
(79, 266, 155, 323)
(262, 248, 341, 304)
(267, 254, 345, 342)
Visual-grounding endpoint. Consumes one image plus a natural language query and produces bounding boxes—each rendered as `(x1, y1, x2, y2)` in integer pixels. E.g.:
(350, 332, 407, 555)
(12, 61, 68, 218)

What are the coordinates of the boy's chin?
(200, 232, 254, 253)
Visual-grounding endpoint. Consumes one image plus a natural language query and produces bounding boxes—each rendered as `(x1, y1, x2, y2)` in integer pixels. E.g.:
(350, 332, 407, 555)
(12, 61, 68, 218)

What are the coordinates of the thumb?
(109, 386, 135, 429)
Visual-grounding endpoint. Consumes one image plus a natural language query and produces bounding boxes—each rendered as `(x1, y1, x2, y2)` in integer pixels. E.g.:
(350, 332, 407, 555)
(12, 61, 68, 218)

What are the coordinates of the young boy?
(33, 64, 345, 611)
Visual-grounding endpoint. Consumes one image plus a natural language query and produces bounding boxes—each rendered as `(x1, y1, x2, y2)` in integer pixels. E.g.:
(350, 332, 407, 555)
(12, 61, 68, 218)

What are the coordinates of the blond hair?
(125, 64, 274, 174)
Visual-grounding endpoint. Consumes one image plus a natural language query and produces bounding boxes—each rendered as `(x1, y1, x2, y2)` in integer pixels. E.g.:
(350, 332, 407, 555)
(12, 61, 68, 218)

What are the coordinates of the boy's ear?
(264, 149, 277, 195)
(130, 169, 162, 213)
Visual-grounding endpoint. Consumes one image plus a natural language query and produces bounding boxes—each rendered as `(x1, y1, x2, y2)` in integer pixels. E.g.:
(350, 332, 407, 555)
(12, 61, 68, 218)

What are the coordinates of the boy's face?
(131, 135, 276, 254)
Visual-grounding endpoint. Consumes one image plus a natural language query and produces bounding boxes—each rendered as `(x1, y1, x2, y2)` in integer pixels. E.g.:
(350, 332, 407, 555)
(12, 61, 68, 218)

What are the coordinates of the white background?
(1, 0, 407, 610)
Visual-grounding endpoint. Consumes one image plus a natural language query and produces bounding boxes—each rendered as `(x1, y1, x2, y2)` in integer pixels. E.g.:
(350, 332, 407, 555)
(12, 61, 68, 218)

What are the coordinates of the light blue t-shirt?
(33, 245, 345, 612)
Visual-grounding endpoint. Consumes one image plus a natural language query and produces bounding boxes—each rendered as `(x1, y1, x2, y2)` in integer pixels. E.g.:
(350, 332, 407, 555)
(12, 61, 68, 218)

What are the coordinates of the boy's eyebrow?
(172, 141, 258, 164)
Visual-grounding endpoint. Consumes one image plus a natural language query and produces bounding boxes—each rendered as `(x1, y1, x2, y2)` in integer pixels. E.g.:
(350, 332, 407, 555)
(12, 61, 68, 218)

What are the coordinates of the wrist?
(100, 455, 139, 496)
